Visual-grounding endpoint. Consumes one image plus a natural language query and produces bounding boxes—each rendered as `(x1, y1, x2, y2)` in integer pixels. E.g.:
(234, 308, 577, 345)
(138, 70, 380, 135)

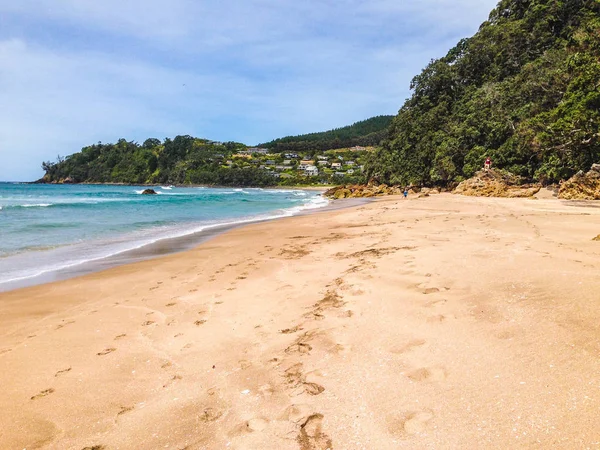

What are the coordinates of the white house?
(331, 162, 342, 169)
(304, 166, 319, 176)
(347, 169, 355, 174)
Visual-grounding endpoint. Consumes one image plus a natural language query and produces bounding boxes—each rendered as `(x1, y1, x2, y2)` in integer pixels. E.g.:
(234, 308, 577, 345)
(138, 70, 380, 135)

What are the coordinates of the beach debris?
(141, 189, 158, 195)
(558, 164, 600, 200)
(593, 234, 600, 241)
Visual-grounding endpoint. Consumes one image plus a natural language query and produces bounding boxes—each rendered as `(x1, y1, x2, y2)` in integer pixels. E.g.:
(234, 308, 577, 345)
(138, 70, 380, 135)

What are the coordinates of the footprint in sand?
(81, 446, 106, 450)
(165, 302, 177, 307)
(55, 367, 72, 377)
(280, 404, 312, 424)
(0, 348, 12, 355)
(114, 334, 126, 340)
(117, 406, 134, 417)
(390, 339, 426, 355)
(194, 320, 207, 326)
(142, 320, 155, 326)
(162, 374, 182, 388)
(97, 348, 116, 356)
(394, 411, 435, 436)
(422, 287, 440, 294)
(405, 367, 446, 382)
(31, 388, 55, 400)
(231, 417, 270, 436)
(426, 314, 446, 323)
(297, 414, 332, 450)
(55, 320, 75, 330)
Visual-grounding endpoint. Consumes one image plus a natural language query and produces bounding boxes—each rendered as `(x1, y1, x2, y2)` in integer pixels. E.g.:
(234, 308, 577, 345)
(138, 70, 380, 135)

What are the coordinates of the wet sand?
(1, 193, 600, 449)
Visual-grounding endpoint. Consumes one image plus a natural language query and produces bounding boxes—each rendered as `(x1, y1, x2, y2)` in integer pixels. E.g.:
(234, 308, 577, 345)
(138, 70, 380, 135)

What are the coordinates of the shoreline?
(2, 194, 600, 449)
(0, 195, 365, 293)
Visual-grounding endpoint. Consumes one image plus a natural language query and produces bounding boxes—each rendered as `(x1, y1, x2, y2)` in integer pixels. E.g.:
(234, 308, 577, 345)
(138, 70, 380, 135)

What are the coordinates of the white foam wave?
(22, 203, 52, 208)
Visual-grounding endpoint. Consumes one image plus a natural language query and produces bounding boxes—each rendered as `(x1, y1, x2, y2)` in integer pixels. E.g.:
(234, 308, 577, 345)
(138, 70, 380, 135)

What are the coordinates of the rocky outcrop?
(558, 164, 600, 200)
(141, 189, 158, 195)
(324, 184, 443, 199)
(454, 170, 541, 198)
(324, 184, 404, 199)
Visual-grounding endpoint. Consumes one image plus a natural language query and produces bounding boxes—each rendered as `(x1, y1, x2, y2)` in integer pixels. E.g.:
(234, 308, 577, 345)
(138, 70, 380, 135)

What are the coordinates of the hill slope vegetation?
(366, 0, 600, 186)
(259, 115, 393, 152)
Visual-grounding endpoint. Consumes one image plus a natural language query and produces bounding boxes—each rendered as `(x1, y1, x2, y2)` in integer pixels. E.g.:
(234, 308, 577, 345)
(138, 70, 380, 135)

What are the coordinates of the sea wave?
(0, 193, 329, 288)
(21, 203, 53, 208)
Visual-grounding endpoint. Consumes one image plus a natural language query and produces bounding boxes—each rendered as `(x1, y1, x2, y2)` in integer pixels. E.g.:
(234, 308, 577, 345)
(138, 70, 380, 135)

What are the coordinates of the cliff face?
(366, 0, 600, 186)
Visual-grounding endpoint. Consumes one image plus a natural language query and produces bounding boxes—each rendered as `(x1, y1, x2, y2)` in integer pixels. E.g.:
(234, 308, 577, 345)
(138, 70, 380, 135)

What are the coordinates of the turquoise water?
(0, 183, 327, 288)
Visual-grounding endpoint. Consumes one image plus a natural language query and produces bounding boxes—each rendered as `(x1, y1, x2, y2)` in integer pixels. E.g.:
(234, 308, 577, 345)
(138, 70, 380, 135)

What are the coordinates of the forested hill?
(366, 0, 600, 186)
(259, 115, 394, 152)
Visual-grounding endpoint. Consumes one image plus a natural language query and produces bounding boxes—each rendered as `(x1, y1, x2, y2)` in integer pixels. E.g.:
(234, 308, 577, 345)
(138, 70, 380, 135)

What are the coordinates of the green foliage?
(260, 115, 394, 153)
(40, 137, 278, 187)
(367, 0, 600, 186)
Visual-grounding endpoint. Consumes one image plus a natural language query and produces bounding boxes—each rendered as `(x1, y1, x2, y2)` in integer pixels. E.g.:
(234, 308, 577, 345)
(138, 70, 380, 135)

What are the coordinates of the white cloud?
(0, 0, 499, 180)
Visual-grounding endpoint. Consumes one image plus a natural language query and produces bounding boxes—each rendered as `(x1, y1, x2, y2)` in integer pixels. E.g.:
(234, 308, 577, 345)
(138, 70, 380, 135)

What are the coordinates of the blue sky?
(0, 0, 498, 181)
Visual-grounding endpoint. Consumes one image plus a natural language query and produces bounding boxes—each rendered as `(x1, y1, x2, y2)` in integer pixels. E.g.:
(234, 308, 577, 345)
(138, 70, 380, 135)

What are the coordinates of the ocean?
(0, 183, 328, 291)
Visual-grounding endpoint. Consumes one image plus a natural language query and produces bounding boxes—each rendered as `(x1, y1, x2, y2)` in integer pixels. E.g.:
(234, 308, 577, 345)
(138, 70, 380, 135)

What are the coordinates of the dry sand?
(1, 194, 600, 449)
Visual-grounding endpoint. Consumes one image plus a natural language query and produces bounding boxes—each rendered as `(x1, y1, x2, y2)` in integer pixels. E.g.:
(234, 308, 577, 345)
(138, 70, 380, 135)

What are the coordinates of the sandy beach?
(1, 193, 600, 449)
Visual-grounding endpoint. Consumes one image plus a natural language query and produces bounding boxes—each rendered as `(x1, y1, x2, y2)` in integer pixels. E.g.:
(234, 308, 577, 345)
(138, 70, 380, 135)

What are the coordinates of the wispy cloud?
(0, 0, 498, 180)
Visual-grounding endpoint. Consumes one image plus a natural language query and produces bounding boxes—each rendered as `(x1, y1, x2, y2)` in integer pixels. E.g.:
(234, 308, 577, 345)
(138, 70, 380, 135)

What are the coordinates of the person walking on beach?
(403, 187, 408, 198)
(484, 157, 492, 171)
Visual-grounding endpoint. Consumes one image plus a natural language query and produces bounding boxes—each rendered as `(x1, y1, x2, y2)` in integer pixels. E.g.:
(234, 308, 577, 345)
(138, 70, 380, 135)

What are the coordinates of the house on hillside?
(283, 160, 292, 165)
(317, 160, 329, 166)
(347, 169, 355, 174)
(331, 162, 342, 169)
(346, 161, 356, 166)
(317, 155, 328, 160)
(299, 160, 315, 169)
(305, 166, 319, 176)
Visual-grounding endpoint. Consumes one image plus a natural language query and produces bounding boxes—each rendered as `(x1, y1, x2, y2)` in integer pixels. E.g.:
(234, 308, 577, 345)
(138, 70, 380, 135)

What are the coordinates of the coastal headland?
(1, 194, 600, 449)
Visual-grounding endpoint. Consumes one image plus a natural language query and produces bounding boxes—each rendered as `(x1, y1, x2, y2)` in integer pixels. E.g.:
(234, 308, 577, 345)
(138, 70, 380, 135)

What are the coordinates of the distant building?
(305, 166, 319, 176)
(283, 160, 292, 165)
(331, 162, 342, 169)
(284, 153, 299, 159)
(346, 161, 356, 166)
(266, 160, 276, 165)
(317, 161, 329, 166)
(317, 155, 328, 160)
(347, 169, 355, 174)
(299, 160, 315, 169)
(335, 171, 346, 176)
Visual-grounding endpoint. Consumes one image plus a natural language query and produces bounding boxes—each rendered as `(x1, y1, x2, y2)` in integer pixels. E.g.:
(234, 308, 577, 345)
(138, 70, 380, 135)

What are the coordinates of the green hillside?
(259, 115, 394, 152)
(366, 0, 600, 186)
